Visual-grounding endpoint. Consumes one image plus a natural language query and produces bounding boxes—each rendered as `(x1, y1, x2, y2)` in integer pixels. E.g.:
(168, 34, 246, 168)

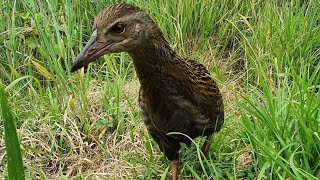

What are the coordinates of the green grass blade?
(0, 86, 25, 180)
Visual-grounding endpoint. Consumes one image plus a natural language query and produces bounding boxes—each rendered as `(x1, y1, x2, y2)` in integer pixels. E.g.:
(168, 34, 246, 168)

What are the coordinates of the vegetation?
(1, 85, 25, 179)
(0, 0, 319, 179)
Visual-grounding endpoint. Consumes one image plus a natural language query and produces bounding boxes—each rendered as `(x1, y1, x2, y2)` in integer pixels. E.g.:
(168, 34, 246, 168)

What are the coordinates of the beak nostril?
(88, 49, 95, 54)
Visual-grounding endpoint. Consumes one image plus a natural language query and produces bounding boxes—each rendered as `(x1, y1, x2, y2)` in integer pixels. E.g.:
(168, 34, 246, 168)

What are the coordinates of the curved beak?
(71, 30, 114, 72)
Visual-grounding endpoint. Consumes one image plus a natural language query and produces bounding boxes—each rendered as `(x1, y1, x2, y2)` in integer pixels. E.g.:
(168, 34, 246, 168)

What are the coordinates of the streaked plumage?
(71, 3, 224, 180)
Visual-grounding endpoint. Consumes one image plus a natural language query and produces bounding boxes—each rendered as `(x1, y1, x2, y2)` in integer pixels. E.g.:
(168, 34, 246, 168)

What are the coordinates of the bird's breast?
(138, 84, 212, 139)
(139, 86, 171, 131)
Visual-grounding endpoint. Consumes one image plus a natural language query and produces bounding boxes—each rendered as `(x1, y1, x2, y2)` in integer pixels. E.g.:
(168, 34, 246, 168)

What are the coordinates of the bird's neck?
(128, 35, 178, 85)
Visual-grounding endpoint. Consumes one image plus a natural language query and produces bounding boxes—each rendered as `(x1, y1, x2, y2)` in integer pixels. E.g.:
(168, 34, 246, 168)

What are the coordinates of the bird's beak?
(71, 30, 114, 72)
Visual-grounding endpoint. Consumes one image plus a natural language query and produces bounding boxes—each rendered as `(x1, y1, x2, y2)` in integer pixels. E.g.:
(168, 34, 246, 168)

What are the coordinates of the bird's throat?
(129, 36, 177, 85)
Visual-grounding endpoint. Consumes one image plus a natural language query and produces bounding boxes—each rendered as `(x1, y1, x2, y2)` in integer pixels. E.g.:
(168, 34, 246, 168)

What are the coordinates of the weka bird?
(71, 3, 224, 180)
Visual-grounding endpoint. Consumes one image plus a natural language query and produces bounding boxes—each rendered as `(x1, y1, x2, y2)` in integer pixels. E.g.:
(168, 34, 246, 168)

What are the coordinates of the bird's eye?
(113, 23, 125, 33)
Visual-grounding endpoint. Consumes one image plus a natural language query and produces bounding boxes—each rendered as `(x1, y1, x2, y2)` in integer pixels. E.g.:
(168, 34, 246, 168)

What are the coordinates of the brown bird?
(71, 3, 224, 180)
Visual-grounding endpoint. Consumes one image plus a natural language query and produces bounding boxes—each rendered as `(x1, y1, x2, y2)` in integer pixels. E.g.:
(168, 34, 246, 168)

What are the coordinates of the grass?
(0, 0, 319, 179)
(0, 84, 25, 179)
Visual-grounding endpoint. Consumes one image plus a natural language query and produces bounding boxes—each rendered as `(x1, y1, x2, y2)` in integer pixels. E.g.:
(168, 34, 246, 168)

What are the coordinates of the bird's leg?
(201, 133, 213, 157)
(171, 159, 179, 180)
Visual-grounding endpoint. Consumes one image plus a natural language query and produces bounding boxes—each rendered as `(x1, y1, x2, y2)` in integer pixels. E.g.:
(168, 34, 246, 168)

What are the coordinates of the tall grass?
(0, 85, 25, 179)
(0, 0, 319, 179)
(238, 1, 320, 179)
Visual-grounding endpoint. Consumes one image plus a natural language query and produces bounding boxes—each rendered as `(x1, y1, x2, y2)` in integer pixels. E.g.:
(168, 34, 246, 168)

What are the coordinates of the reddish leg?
(171, 159, 179, 180)
(201, 133, 213, 157)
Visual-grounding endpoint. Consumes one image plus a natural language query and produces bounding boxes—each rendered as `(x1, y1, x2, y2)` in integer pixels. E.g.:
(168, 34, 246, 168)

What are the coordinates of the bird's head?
(71, 3, 158, 72)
